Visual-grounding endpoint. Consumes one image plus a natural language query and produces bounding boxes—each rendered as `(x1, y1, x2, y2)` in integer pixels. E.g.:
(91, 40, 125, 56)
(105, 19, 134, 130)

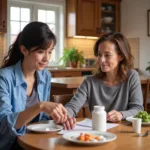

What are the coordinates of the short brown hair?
(94, 32, 134, 81)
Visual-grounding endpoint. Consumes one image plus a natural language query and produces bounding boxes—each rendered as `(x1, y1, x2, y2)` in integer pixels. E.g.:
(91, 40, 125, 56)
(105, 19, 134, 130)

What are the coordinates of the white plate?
(63, 131, 117, 145)
(126, 116, 150, 125)
(27, 121, 63, 133)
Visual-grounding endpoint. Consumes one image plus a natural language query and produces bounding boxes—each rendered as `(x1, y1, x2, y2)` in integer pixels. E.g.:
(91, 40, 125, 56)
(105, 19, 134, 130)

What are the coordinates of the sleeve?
(46, 69, 51, 102)
(65, 77, 89, 117)
(0, 75, 25, 137)
(120, 71, 144, 119)
(40, 70, 51, 121)
(40, 113, 50, 121)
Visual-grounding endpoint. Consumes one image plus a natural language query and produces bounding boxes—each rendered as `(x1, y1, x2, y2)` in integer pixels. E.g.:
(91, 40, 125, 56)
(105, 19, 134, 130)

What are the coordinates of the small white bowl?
(107, 6, 113, 11)
(102, 7, 106, 11)
(103, 17, 113, 23)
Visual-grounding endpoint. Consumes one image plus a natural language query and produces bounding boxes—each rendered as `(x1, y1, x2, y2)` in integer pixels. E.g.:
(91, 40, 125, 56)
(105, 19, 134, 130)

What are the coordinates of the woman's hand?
(107, 110, 123, 122)
(40, 102, 67, 123)
(63, 117, 76, 130)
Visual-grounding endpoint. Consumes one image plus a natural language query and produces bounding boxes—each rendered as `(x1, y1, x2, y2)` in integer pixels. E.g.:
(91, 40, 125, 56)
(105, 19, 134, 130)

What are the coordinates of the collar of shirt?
(14, 60, 46, 87)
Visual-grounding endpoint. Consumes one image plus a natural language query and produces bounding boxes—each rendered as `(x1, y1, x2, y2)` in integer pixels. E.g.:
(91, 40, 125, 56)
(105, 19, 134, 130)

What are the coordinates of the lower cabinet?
(51, 71, 82, 77)
(50, 71, 93, 77)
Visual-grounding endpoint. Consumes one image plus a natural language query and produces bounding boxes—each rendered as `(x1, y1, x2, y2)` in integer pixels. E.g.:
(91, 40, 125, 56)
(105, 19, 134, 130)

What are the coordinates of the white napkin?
(58, 118, 119, 134)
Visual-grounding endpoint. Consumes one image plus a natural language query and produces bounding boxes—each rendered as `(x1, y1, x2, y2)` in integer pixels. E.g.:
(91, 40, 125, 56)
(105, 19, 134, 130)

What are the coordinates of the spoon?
(138, 130, 150, 137)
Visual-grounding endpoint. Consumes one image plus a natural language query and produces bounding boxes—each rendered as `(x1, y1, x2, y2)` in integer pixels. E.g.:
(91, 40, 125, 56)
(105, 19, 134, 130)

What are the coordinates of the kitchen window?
(7, 0, 65, 63)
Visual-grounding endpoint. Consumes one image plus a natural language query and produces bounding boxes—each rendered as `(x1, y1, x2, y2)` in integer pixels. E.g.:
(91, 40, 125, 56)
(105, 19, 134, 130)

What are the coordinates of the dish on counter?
(103, 17, 113, 23)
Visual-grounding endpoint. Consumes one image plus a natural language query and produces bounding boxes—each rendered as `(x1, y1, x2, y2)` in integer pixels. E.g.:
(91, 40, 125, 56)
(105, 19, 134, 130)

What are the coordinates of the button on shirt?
(0, 61, 51, 150)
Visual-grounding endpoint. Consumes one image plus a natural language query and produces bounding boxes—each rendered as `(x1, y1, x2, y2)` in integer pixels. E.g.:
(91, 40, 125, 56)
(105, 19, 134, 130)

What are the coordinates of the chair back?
(52, 94, 90, 117)
(53, 94, 73, 105)
(144, 79, 150, 112)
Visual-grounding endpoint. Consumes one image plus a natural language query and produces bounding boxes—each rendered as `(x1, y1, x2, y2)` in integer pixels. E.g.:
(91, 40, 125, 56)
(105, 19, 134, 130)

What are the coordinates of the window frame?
(34, 4, 60, 61)
(7, 1, 33, 51)
(7, 0, 65, 63)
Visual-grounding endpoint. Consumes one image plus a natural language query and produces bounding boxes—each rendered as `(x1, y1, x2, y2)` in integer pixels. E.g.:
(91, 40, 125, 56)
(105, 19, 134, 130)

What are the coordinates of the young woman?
(0, 22, 68, 150)
(63, 32, 144, 129)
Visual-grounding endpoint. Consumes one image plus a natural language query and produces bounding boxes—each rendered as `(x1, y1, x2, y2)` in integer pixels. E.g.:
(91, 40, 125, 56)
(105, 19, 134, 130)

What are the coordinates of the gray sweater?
(65, 69, 144, 119)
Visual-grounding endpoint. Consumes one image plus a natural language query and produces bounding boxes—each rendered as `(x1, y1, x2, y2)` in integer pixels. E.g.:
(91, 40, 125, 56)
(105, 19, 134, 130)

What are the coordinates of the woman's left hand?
(63, 117, 76, 130)
(107, 110, 123, 122)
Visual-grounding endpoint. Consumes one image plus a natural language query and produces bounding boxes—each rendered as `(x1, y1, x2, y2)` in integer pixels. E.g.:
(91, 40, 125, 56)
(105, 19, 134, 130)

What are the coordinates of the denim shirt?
(0, 61, 51, 150)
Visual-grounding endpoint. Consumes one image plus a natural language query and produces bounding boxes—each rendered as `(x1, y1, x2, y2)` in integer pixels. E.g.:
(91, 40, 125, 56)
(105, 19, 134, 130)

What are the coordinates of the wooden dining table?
(51, 75, 150, 96)
(51, 76, 84, 95)
(18, 119, 150, 150)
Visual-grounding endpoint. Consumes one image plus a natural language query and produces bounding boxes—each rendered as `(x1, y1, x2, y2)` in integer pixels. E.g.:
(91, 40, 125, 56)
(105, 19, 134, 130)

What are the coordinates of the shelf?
(102, 10, 114, 13)
(102, 22, 114, 25)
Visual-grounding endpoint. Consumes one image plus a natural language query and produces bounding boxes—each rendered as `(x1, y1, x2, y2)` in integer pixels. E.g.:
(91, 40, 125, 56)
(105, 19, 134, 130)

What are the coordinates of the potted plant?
(146, 62, 150, 73)
(59, 47, 85, 68)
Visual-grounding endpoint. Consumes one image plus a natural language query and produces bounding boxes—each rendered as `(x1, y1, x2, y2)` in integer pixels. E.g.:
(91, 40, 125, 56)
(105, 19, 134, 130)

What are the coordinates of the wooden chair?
(144, 79, 150, 112)
(52, 94, 90, 117)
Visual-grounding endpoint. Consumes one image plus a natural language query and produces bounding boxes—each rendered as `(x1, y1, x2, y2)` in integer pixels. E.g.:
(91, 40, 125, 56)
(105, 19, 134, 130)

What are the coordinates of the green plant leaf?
(59, 47, 85, 67)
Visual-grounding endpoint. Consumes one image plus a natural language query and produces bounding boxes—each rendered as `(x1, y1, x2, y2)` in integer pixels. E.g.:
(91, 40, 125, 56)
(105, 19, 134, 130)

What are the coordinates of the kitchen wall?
(0, 0, 149, 71)
(128, 38, 139, 69)
(66, 0, 150, 74)
(121, 0, 150, 75)
(66, 38, 96, 58)
(66, 37, 140, 68)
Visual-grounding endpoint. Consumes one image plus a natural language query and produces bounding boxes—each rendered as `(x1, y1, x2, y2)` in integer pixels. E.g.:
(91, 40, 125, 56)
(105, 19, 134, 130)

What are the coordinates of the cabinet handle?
(3, 21, 5, 28)
(98, 28, 101, 34)
(96, 28, 99, 34)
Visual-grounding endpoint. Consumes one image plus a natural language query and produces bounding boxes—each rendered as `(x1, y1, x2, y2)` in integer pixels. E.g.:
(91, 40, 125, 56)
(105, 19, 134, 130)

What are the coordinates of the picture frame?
(148, 9, 150, 36)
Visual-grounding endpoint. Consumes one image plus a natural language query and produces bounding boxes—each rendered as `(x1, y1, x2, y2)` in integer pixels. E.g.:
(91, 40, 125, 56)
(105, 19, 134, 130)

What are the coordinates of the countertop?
(47, 67, 139, 72)
(47, 67, 96, 72)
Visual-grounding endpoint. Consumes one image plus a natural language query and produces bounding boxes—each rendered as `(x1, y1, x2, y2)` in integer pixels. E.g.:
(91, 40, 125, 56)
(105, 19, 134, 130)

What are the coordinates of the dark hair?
(94, 32, 134, 81)
(1, 21, 56, 68)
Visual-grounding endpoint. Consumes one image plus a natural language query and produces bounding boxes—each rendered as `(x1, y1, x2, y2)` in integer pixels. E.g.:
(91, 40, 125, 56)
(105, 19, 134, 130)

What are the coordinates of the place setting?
(26, 120, 63, 133)
(125, 111, 150, 137)
(62, 131, 117, 145)
(26, 118, 118, 145)
(126, 111, 150, 126)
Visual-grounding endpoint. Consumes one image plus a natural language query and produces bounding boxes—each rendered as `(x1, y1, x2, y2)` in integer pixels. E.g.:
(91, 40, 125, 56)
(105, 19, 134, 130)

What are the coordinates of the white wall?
(121, 0, 150, 75)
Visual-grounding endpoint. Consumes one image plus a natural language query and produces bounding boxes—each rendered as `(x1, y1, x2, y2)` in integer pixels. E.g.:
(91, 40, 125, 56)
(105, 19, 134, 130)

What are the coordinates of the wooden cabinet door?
(0, 0, 7, 32)
(77, 0, 101, 36)
(51, 71, 82, 77)
(66, 0, 120, 37)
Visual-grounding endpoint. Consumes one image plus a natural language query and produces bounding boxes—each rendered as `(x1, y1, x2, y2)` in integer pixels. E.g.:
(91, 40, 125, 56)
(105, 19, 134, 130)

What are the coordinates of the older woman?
(63, 32, 143, 129)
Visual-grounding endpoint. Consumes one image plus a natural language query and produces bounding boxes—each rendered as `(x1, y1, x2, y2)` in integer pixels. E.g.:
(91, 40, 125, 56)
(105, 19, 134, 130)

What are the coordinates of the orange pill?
(78, 135, 85, 141)
(95, 136, 101, 141)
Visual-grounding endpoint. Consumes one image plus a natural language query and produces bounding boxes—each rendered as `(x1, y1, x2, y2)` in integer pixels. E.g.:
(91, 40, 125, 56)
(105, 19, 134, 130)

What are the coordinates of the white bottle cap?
(94, 106, 105, 111)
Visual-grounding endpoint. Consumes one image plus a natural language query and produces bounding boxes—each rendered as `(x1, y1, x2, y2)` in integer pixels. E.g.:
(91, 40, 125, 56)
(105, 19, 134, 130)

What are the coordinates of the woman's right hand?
(63, 117, 76, 130)
(40, 102, 67, 123)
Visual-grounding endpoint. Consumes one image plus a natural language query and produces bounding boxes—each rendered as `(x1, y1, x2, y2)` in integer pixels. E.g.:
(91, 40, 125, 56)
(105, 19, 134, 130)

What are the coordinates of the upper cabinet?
(101, 0, 121, 34)
(66, 0, 121, 37)
(0, 0, 7, 33)
(66, 0, 101, 37)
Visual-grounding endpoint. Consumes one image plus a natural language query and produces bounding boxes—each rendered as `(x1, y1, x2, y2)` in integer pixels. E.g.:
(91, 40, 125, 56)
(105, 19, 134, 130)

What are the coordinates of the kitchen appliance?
(85, 58, 96, 67)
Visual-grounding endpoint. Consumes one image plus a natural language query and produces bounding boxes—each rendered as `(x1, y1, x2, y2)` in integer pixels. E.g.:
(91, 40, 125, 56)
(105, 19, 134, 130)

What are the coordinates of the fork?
(137, 130, 150, 137)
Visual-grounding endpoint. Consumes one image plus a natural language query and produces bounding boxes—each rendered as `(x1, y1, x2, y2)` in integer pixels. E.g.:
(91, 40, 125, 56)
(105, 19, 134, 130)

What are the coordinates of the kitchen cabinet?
(66, 0, 121, 37)
(48, 67, 95, 77)
(66, 0, 101, 37)
(101, 0, 121, 33)
(0, 0, 7, 32)
(51, 71, 82, 77)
